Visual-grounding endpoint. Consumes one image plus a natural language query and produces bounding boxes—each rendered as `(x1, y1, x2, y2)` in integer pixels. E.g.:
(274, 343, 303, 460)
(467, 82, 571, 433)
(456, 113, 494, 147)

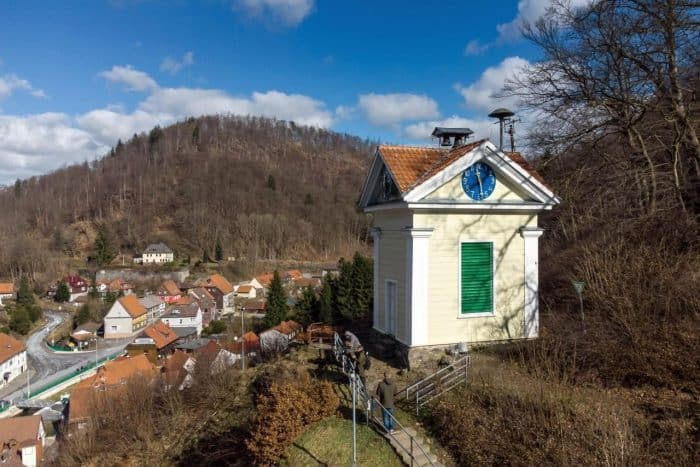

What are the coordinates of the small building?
(198, 274, 235, 313)
(71, 321, 101, 349)
(96, 278, 133, 297)
(223, 331, 261, 358)
(126, 321, 179, 363)
(0, 415, 45, 467)
(0, 282, 14, 306)
(139, 294, 166, 325)
(103, 295, 148, 339)
(171, 326, 198, 343)
(141, 243, 174, 264)
(240, 298, 266, 315)
(161, 303, 203, 336)
(162, 350, 195, 390)
(157, 280, 182, 304)
(67, 354, 157, 429)
(234, 284, 256, 299)
(198, 340, 239, 374)
(175, 337, 212, 353)
(0, 332, 27, 388)
(358, 137, 559, 353)
(187, 287, 217, 327)
(61, 275, 89, 302)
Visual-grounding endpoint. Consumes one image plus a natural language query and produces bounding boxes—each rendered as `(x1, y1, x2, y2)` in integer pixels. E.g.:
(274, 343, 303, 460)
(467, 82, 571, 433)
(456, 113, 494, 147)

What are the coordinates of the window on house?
(111, 325, 117, 331)
(460, 242, 494, 314)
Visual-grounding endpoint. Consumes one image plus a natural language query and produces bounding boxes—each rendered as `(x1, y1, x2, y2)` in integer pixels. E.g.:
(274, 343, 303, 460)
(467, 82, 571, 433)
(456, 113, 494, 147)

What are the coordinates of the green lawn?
(281, 416, 403, 467)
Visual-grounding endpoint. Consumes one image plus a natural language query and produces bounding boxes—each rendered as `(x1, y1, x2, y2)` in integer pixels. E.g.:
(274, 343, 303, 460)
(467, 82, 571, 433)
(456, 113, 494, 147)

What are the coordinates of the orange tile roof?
(223, 331, 261, 354)
(206, 274, 234, 294)
(273, 320, 303, 335)
(285, 270, 303, 280)
(159, 280, 181, 296)
(0, 415, 41, 445)
(378, 140, 484, 193)
(175, 295, 194, 305)
(77, 354, 156, 389)
(163, 350, 191, 387)
(256, 272, 274, 287)
(143, 321, 178, 349)
(0, 332, 25, 365)
(505, 151, 551, 189)
(236, 284, 253, 294)
(0, 282, 14, 294)
(118, 295, 147, 319)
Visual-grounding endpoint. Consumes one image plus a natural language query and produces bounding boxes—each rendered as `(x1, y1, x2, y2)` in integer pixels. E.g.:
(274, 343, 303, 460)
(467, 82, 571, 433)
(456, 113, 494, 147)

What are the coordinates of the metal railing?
(333, 333, 436, 467)
(400, 354, 470, 415)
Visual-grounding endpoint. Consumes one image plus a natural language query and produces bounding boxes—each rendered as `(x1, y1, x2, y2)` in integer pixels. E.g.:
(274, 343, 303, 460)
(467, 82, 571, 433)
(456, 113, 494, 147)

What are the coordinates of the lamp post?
(350, 371, 357, 467)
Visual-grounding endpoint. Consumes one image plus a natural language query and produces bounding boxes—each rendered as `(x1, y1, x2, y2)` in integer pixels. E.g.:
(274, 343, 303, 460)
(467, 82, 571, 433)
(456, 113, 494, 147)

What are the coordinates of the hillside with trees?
(0, 116, 374, 285)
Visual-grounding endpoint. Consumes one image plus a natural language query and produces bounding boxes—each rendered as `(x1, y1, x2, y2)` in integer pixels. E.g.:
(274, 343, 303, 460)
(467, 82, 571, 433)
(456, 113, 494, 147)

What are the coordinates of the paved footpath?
(0, 311, 130, 402)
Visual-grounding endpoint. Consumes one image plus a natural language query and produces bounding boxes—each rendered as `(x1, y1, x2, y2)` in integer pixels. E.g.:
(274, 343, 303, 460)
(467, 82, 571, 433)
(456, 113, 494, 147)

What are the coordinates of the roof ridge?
(378, 144, 446, 151)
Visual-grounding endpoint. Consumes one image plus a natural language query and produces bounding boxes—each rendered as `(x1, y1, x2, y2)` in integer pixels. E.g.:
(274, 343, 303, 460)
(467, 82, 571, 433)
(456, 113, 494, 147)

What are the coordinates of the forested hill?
(0, 116, 374, 283)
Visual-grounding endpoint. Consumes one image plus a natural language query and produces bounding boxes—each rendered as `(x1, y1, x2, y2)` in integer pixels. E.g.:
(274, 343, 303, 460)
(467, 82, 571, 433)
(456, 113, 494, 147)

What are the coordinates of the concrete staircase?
(385, 426, 444, 467)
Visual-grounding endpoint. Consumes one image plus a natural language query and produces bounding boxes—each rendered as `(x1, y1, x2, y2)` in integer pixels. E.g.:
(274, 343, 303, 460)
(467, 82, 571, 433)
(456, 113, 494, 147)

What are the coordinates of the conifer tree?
(318, 275, 334, 324)
(263, 270, 288, 328)
(293, 286, 318, 325)
(215, 239, 224, 261)
(55, 282, 70, 303)
(94, 224, 117, 266)
(16, 277, 34, 306)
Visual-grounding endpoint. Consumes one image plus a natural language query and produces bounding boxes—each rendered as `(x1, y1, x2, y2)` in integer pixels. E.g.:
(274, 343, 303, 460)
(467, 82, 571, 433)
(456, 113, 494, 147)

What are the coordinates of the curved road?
(0, 312, 131, 402)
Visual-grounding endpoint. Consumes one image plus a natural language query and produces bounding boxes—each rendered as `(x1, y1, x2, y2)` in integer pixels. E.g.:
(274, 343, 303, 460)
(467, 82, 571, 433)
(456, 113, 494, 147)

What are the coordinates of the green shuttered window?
(460, 242, 494, 314)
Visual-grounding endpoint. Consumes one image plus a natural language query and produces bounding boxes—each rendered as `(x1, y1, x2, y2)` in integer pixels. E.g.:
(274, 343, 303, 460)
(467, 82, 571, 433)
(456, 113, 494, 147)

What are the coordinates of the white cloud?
(99, 65, 158, 92)
(497, 0, 591, 40)
(235, 0, 314, 26)
(0, 74, 45, 100)
(456, 56, 530, 113)
(404, 115, 496, 142)
(358, 93, 439, 127)
(160, 51, 194, 75)
(0, 113, 107, 182)
(464, 40, 489, 56)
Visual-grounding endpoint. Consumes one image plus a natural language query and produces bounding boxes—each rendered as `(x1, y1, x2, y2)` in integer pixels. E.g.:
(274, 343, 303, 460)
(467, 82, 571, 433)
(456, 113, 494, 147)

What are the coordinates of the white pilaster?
(520, 227, 544, 338)
(403, 227, 433, 346)
(370, 228, 382, 331)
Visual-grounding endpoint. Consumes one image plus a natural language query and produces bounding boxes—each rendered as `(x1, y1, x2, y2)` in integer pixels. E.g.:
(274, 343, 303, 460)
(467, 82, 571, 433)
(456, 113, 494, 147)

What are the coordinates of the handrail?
(333, 332, 436, 467)
(398, 354, 470, 414)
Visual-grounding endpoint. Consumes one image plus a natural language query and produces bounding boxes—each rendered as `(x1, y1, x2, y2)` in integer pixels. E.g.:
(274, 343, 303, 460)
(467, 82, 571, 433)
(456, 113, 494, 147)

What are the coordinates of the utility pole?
(351, 371, 357, 467)
(240, 295, 246, 371)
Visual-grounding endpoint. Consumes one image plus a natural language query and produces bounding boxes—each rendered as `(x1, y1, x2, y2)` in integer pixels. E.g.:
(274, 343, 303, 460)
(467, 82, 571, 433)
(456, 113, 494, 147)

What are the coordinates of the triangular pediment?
(422, 166, 533, 203)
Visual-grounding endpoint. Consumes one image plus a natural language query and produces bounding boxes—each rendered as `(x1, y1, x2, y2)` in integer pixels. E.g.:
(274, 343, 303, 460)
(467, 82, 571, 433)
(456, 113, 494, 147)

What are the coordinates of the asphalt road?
(0, 311, 130, 402)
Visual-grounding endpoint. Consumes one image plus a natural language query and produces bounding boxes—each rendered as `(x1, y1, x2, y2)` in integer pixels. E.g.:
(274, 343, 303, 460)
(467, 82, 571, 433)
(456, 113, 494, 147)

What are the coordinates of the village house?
(175, 337, 212, 353)
(259, 320, 302, 354)
(60, 275, 89, 302)
(198, 340, 239, 374)
(358, 133, 559, 357)
(255, 273, 274, 292)
(103, 295, 148, 339)
(70, 321, 101, 349)
(161, 302, 203, 336)
(139, 294, 166, 325)
(67, 354, 157, 429)
(96, 278, 133, 297)
(223, 331, 261, 359)
(0, 332, 27, 388)
(239, 298, 266, 315)
(198, 274, 235, 314)
(0, 415, 45, 467)
(187, 287, 217, 327)
(126, 321, 179, 363)
(138, 242, 174, 264)
(162, 350, 195, 390)
(157, 280, 182, 304)
(233, 284, 256, 299)
(0, 282, 14, 306)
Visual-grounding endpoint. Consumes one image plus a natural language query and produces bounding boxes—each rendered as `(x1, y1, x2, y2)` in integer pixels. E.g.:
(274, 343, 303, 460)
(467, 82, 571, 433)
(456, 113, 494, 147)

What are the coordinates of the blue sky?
(0, 0, 563, 184)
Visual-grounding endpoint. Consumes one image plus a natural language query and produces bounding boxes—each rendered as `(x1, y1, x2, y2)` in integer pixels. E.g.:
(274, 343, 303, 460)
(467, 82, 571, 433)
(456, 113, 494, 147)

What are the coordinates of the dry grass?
(281, 416, 403, 467)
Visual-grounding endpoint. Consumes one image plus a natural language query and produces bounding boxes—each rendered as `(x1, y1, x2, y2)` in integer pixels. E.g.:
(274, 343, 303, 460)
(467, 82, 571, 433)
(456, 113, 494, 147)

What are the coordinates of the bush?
(246, 370, 340, 465)
(203, 320, 227, 335)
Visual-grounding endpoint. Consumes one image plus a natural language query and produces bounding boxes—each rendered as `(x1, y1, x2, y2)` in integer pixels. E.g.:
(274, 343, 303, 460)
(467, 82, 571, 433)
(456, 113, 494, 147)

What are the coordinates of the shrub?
(246, 371, 340, 465)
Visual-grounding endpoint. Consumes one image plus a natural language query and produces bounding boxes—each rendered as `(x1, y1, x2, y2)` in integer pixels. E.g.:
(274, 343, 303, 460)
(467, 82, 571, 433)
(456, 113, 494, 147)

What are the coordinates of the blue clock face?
(462, 162, 496, 200)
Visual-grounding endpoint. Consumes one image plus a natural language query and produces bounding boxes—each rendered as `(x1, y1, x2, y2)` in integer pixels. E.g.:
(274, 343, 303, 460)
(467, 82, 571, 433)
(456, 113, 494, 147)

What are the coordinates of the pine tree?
(293, 286, 318, 325)
(263, 270, 288, 328)
(94, 224, 117, 266)
(55, 282, 70, 303)
(318, 275, 334, 324)
(334, 258, 354, 320)
(9, 306, 31, 335)
(215, 239, 224, 261)
(16, 277, 34, 306)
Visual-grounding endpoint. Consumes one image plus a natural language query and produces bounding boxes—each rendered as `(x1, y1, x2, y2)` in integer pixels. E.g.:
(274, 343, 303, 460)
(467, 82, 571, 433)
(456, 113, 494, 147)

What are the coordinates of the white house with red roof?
(358, 134, 559, 355)
(0, 332, 27, 388)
